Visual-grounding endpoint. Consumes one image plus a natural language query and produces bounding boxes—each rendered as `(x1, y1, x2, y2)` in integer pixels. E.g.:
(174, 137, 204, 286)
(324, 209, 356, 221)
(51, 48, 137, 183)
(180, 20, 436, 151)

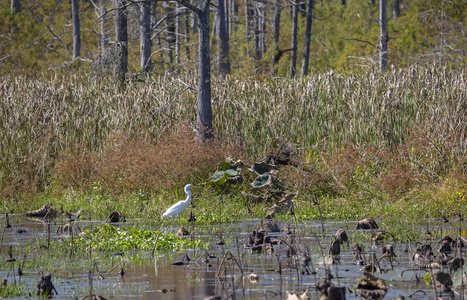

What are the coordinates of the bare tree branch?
(29, 10, 71, 54)
(0, 33, 49, 63)
(175, 0, 201, 15)
(341, 37, 379, 49)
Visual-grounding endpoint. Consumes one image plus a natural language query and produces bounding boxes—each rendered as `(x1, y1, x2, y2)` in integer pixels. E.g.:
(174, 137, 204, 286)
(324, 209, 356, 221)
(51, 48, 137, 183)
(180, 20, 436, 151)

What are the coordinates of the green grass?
(0, 281, 28, 298)
(61, 224, 208, 252)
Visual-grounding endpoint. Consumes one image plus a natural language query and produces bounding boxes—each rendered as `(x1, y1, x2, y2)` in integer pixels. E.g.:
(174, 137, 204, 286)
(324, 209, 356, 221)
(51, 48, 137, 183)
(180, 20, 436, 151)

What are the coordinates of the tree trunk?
(273, 0, 281, 65)
(392, 0, 400, 18)
(11, 0, 20, 14)
(225, 0, 230, 36)
(260, 3, 266, 57)
(254, 3, 264, 60)
(165, 2, 175, 64)
(99, 0, 109, 51)
(289, 1, 298, 77)
(114, 0, 128, 86)
(184, 14, 191, 61)
(71, 0, 80, 59)
(151, 1, 164, 62)
(244, 0, 250, 58)
(191, 0, 198, 33)
(301, 0, 314, 76)
(217, 0, 231, 75)
(171, 0, 213, 140)
(197, 0, 213, 139)
(379, 0, 388, 71)
(230, 0, 238, 34)
(175, 2, 181, 64)
(140, 0, 152, 72)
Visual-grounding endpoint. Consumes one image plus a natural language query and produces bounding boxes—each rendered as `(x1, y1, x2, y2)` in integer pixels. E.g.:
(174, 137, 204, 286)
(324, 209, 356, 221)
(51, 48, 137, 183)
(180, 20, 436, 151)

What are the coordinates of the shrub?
(52, 125, 241, 194)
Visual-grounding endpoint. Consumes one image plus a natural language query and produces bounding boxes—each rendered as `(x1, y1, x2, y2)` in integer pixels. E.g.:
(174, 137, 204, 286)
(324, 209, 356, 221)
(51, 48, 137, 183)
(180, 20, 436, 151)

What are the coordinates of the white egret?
(162, 184, 195, 218)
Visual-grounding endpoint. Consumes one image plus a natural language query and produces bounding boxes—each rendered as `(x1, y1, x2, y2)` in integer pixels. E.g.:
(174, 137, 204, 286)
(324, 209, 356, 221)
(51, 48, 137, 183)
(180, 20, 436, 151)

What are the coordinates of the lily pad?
(311, 254, 334, 266)
(452, 259, 467, 289)
(248, 162, 278, 175)
(250, 174, 273, 189)
(210, 169, 239, 185)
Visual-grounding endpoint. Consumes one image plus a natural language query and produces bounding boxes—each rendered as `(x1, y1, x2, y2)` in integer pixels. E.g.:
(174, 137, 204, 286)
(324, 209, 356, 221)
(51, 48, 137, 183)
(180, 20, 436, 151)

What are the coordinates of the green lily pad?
(211, 169, 239, 185)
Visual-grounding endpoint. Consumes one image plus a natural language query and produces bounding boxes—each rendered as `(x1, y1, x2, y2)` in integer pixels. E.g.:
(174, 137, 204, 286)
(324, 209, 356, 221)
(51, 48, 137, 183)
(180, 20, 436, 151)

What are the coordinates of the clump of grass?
(53, 125, 237, 195)
(0, 282, 27, 298)
(60, 224, 207, 252)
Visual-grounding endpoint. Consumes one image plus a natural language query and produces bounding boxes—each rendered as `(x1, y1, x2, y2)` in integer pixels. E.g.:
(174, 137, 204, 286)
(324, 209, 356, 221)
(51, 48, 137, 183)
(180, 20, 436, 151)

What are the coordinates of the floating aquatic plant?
(59, 224, 207, 252)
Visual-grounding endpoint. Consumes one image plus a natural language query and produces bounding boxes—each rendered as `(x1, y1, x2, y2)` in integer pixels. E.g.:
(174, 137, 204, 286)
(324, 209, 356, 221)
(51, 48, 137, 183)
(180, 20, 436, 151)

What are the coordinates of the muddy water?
(0, 214, 465, 299)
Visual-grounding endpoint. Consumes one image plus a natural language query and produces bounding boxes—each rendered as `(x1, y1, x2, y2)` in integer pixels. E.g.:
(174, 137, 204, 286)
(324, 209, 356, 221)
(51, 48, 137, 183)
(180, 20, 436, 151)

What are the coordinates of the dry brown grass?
(279, 125, 467, 200)
(52, 125, 240, 195)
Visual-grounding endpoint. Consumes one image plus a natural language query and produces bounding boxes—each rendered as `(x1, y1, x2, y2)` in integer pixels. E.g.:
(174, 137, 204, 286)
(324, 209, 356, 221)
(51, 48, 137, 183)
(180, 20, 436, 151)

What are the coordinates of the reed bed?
(0, 66, 466, 200)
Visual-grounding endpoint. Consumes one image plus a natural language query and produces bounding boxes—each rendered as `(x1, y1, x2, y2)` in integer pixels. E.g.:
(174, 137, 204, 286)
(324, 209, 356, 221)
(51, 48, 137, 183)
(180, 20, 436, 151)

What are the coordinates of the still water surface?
(0, 214, 463, 299)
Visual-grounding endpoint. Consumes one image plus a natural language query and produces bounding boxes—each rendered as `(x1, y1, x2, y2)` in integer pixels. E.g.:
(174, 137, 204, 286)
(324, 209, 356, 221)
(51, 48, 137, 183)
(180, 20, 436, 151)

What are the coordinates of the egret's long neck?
(184, 190, 192, 203)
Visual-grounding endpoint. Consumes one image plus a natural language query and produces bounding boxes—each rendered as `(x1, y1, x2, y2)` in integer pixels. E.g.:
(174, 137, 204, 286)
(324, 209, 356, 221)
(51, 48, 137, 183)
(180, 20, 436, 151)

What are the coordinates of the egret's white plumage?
(162, 184, 194, 218)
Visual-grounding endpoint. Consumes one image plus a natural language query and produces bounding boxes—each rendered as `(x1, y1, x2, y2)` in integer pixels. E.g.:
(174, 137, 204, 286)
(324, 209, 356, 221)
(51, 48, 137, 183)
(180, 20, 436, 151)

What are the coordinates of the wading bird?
(162, 184, 195, 218)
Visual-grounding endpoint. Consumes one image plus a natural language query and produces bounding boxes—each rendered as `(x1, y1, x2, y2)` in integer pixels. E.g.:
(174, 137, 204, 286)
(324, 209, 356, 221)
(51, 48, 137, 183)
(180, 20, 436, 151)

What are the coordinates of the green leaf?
(424, 273, 431, 284)
(210, 168, 239, 184)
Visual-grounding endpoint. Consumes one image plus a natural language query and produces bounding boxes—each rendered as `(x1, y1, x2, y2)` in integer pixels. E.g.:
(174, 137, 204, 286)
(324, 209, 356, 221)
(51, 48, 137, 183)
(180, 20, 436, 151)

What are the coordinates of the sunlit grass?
(0, 66, 466, 224)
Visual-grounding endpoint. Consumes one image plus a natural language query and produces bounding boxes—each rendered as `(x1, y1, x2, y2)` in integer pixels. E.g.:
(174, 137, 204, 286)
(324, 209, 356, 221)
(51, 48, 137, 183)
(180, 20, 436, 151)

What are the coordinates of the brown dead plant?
(53, 125, 241, 194)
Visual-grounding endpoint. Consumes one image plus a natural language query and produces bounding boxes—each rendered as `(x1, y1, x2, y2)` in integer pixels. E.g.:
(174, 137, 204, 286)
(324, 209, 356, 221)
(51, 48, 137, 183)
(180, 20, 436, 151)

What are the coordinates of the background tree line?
(1, 0, 466, 78)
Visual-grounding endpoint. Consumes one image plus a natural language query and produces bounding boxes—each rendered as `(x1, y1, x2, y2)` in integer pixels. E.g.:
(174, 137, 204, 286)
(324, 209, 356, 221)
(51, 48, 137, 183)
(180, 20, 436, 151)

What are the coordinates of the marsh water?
(0, 213, 465, 299)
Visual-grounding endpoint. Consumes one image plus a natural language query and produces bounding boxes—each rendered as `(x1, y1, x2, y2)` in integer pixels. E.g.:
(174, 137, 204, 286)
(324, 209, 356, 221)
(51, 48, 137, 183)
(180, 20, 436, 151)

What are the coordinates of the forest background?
(0, 0, 466, 220)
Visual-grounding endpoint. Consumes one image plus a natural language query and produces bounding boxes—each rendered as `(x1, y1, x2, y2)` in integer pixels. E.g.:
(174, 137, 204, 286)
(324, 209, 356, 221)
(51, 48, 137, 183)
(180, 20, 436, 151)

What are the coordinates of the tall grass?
(213, 67, 466, 155)
(0, 66, 466, 200)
